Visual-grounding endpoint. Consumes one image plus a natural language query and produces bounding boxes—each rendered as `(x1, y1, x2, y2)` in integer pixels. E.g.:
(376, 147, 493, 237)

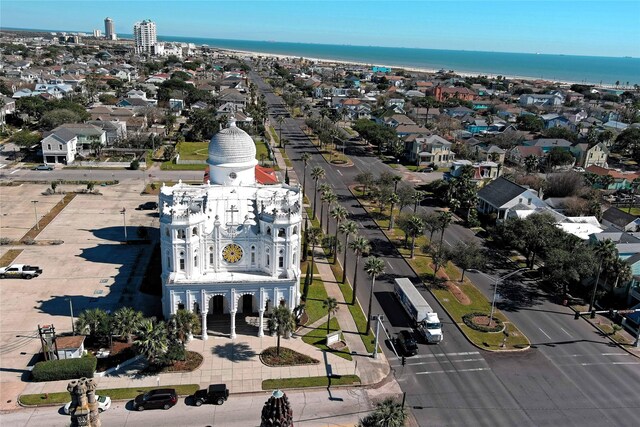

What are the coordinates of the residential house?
(474, 144, 506, 164)
(602, 120, 629, 131)
(585, 165, 639, 190)
(518, 93, 563, 107)
(41, 128, 78, 164)
(523, 138, 573, 153)
(601, 207, 640, 232)
(447, 159, 502, 182)
(434, 86, 476, 102)
(541, 113, 572, 130)
(571, 142, 608, 168)
(446, 106, 475, 118)
(87, 120, 127, 145)
(217, 88, 247, 109)
(0, 95, 16, 125)
(477, 176, 546, 221)
(55, 335, 86, 360)
(405, 134, 454, 166)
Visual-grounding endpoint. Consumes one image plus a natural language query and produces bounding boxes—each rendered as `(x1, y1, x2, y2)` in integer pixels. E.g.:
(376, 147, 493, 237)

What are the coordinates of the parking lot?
(0, 182, 160, 409)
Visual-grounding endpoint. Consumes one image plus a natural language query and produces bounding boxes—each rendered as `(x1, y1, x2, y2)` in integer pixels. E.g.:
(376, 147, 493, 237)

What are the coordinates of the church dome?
(208, 119, 256, 166)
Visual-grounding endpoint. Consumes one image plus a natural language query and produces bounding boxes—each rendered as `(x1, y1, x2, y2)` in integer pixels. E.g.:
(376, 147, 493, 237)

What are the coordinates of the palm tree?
(406, 215, 425, 259)
(413, 190, 426, 213)
(112, 307, 143, 344)
(364, 256, 385, 332)
(358, 397, 407, 427)
(310, 166, 326, 219)
(322, 297, 339, 333)
(589, 238, 617, 311)
(301, 152, 311, 200)
(422, 212, 441, 242)
(306, 227, 323, 289)
(339, 220, 358, 283)
(134, 318, 169, 365)
(609, 258, 632, 293)
(438, 211, 453, 246)
(276, 115, 285, 147)
(322, 190, 338, 233)
(75, 308, 110, 342)
(349, 236, 371, 305)
(170, 309, 201, 344)
(273, 305, 296, 356)
(388, 193, 401, 230)
(317, 183, 331, 228)
(331, 205, 348, 264)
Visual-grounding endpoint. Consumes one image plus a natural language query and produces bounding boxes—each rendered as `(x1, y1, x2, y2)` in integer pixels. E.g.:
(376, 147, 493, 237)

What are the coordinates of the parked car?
(420, 167, 434, 173)
(33, 164, 53, 171)
(192, 384, 229, 406)
(133, 389, 178, 411)
(0, 264, 43, 279)
(63, 395, 111, 414)
(136, 201, 158, 210)
(396, 330, 418, 356)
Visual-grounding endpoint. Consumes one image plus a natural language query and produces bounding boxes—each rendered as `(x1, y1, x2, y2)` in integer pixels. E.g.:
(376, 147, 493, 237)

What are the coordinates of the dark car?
(192, 384, 229, 406)
(136, 201, 158, 210)
(33, 164, 54, 171)
(396, 330, 418, 356)
(133, 389, 177, 411)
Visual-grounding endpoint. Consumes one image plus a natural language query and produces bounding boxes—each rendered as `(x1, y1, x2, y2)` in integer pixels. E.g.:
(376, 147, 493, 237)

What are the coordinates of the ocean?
(3, 27, 639, 85)
(152, 35, 639, 86)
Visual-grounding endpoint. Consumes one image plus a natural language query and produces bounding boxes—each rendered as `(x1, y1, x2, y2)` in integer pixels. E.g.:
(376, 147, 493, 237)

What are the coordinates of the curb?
(346, 185, 532, 354)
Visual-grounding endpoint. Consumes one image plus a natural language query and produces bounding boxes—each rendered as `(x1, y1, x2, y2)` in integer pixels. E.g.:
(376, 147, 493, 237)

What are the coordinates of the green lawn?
(262, 375, 360, 390)
(160, 161, 207, 171)
(301, 317, 353, 360)
(176, 142, 209, 160)
(300, 262, 328, 325)
(335, 278, 378, 354)
(20, 384, 199, 406)
(255, 138, 270, 162)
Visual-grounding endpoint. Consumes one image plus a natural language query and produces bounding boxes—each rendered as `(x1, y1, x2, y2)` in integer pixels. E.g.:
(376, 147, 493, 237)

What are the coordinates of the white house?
(41, 128, 78, 164)
(477, 177, 546, 221)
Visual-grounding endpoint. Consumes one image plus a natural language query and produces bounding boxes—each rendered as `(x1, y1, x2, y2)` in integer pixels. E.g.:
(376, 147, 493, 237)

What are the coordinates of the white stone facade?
(160, 121, 302, 339)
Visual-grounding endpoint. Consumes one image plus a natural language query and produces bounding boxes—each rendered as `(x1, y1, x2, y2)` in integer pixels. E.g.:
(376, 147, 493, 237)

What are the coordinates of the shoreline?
(216, 46, 600, 87)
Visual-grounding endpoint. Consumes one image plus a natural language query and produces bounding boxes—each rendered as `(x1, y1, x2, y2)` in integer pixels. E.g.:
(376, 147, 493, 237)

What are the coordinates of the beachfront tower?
(133, 19, 157, 54)
(104, 17, 116, 40)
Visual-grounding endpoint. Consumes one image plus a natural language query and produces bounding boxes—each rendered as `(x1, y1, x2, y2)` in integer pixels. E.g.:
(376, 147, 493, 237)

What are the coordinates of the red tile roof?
(256, 165, 279, 185)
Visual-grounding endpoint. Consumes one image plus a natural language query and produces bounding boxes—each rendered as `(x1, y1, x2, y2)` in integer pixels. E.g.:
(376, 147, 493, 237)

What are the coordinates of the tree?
(330, 205, 348, 264)
(498, 213, 557, 268)
(524, 155, 539, 174)
(516, 114, 544, 132)
(169, 309, 201, 344)
(304, 227, 323, 298)
(387, 193, 401, 230)
(300, 152, 311, 200)
(542, 127, 578, 142)
(339, 220, 358, 283)
(449, 241, 486, 282)
(397, 184, 416, 213)
(276, 116, 285, 147)
(10, 130, 41, 148)
(75, 308, 110, 342)
(589, 238, 617, 311)
(437, 211, 453, 246)
(364, 256, 385, 332)
(358, 398, 407, 427)
(272, 305, 296, 356)
(547, 147, 575, 168)
(322, 297, 339, 333)
(321, 189, 337, 233)
(542, 242, 595, 297)
(134, 318, 169, 365)
(349, 236, 371, 305)
(310, 166, 326, 219)
(405, 215, 425, 258)
(112, 307, 143, 344)
(607, 257, 632, 294)
(355, 171, 374, 196)
(427, 242, 451, 278)
(412, 190, 427, 213)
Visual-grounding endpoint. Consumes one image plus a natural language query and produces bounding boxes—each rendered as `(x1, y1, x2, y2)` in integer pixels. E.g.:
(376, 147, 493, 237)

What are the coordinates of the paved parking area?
(0, 182, 160, 410)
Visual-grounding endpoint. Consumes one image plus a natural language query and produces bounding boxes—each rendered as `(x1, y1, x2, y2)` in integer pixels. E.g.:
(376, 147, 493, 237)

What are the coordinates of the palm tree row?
(75, 307, 200, 366)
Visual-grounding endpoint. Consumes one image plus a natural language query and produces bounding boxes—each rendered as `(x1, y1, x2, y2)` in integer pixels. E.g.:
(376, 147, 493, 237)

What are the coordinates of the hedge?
(462, 312, 504, 333)
(31, 356, 97, 382)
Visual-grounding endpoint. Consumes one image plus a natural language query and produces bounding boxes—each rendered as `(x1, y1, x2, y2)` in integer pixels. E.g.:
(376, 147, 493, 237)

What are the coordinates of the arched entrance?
(240, 294, 256, 314)
(209, 295, 225, 314)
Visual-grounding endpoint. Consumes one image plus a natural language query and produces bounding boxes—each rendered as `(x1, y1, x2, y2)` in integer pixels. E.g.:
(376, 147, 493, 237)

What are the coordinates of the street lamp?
(489, 267, 527, 326)
(31, 200, 39, 230)
(120, 208, 127, 241)
(65, 297, 75, 335)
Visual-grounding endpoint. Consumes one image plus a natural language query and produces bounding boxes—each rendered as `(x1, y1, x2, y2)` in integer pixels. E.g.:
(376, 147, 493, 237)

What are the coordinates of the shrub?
(31, 355, 97, 382)
(462, 312, 504, 333)
(130, 159, 140, 170)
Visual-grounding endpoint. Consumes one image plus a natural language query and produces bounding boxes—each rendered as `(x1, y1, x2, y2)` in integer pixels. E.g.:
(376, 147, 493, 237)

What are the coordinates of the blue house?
(541, 114, 571, 130)
(372, 66, 391, 73)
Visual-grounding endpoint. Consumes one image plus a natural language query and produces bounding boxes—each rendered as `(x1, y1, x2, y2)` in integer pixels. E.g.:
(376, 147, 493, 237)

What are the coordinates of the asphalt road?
(250, 69, 640, 426)
(0, 388, 372, 427)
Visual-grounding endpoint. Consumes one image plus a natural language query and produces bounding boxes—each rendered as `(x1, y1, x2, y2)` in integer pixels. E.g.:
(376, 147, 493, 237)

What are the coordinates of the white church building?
(159, 120, 302, 339)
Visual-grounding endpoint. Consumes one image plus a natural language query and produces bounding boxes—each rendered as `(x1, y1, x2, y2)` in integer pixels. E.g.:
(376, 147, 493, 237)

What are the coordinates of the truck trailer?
(394, 277, 443, 343)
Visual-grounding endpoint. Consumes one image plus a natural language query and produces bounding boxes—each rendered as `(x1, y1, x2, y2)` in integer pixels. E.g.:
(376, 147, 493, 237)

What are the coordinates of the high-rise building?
(133, 19, 157, 54)
(104, 17, 116, 40)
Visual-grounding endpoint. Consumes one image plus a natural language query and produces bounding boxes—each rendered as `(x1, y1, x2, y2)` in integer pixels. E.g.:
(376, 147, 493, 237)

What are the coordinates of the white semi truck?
(394, 277, 443, 343)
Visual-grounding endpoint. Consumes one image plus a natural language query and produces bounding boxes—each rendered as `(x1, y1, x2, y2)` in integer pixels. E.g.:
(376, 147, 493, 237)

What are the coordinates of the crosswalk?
(391, 351, 492, 377)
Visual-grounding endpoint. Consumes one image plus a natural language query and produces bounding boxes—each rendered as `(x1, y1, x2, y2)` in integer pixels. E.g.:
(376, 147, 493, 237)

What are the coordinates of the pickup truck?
(0, 264, 43, 279)
(192, 384, 229, 406)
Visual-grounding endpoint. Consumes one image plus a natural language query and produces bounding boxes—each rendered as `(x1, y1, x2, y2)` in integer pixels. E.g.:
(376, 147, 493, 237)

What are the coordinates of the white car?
(63, 395, 111, 414)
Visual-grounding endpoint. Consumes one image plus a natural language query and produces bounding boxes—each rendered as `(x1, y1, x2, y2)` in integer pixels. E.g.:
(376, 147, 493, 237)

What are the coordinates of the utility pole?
(65, 298, 75, 335)
(120, 208, 127, 241)
(489, 268, 527, 326)
(372, 315, 383, 359)
(31, 200, 39, 230)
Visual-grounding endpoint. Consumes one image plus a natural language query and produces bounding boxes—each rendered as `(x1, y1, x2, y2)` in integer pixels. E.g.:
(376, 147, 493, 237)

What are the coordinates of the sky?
(1, 1, 639, 57)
